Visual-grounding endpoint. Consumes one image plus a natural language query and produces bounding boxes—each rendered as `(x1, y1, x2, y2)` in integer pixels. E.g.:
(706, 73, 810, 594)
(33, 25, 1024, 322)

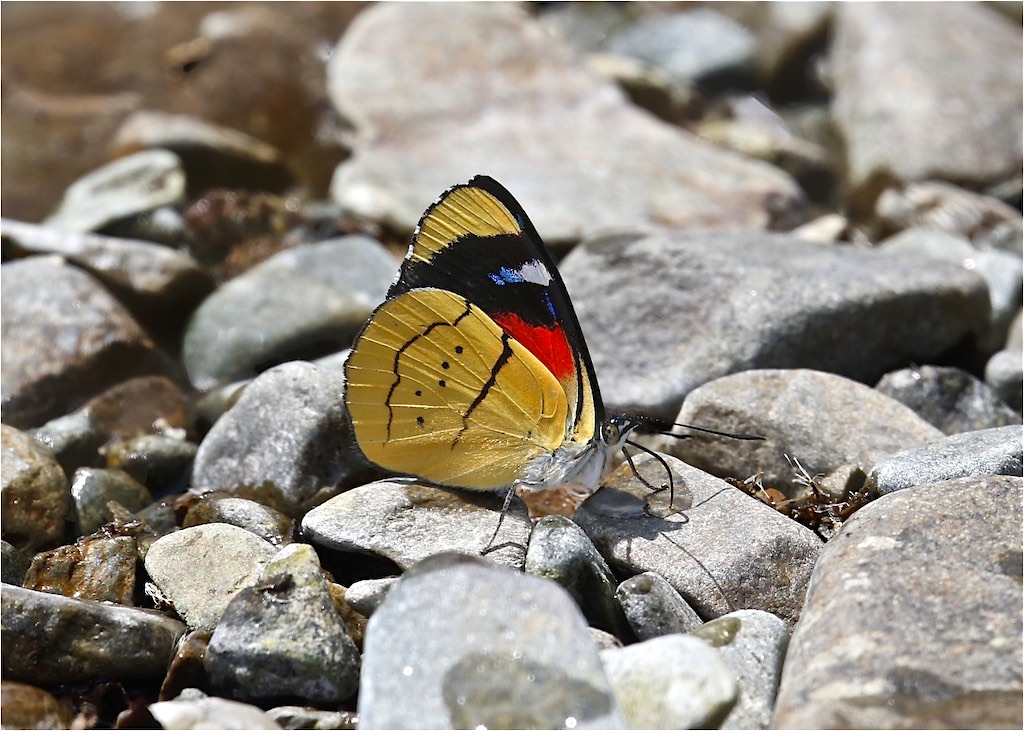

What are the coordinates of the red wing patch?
(492, 312, 575, 382)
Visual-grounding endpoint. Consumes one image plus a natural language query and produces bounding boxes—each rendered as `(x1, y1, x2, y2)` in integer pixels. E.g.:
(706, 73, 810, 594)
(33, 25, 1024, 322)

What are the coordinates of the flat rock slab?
(773, 475, 1023, 729)
(328, 3, 804, 243)
(560, 231, 989, 417)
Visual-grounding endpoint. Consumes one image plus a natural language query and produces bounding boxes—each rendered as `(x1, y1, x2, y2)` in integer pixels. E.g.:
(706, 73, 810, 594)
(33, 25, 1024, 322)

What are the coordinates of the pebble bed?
(2, 3, 1022, 730)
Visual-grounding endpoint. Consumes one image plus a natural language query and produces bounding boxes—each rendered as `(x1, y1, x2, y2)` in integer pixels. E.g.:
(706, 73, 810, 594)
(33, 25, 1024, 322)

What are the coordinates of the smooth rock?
(865, 425, 1023, 496)
(104, 433, 197, 494)
(875, 365, 1021, 435)
(112, 110, 294, 195)
(183, 236, 394, 390)
(144, 523, 278, 632)
(526, 515, 630, 638)
(23, 533, 137, 605)
(576, 454, 822, 627)
(1, 585, 186, 685)
(773, 476, 1023, 728)
(601, 634, 738, 729)
(670, 369, 945, 495)
(149, 689, 282, 730)
(70, 467, 153, 534)
(328, 3, 804, 244)
(986, 348, 1024, 412)
(343, 577, 398, 618)
(695, 610, 789, 730)
(605, 8, 757, 89)
(205, 543, 360, 705)
(358, 552, 627, 729)
(831, 3, 1022, 203)
(183, 495, 295, 546)
(302, 480, 531, 572)
(42, 149, 185, 233)
(1, 681, 74, 730)
(615, 571, 704, 640)
(878, 227, 1023, 349)
(560, 231, 989, 418)
(2, 219, 213, 315)
(191, 362, 358, 517)
(1, 257, 160, 428)
(1, 425, 70, 551)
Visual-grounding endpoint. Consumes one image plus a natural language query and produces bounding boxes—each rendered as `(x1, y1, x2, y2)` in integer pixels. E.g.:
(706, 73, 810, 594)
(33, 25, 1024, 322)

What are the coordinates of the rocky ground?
(2, 2, 1022, 729)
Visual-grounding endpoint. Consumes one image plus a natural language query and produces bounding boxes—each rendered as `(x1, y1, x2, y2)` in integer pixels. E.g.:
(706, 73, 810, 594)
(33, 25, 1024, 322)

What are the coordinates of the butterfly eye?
(601, 420, 621, 445)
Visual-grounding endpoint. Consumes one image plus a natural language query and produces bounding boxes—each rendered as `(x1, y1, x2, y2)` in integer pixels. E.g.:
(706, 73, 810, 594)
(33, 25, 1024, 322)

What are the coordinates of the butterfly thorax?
(513, 416, 634, 521)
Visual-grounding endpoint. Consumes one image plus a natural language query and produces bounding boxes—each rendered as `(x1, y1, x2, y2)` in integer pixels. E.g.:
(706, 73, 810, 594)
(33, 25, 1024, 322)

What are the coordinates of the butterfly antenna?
(630, 414, 765, 442)
(624, 439, 676, 509)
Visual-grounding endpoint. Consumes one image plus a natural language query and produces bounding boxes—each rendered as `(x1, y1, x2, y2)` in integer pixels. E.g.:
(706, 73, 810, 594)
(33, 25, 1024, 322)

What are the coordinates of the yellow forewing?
(412, 186, 521, 262)
(345, 289, 568, 489)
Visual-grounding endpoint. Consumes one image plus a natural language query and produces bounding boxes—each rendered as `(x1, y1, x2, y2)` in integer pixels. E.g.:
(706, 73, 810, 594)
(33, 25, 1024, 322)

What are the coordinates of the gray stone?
(357, 552, 627, 729)
(144, 523, 278, 632)
(878, 227, 1023, 349)
(615, 571, 704, 640)
(183, 495, 295, 546)
(205, 543, 360, 705)
(1, 425, 70, 551)
(875, 365, 1021, 435)
(866, 425, 1023, 496)
(42, 149, 186, 233)
(343, 577, 398, 618)
(1, 257, 160, 428)
(70, 467, 153, 534)
(695, 610, 789, 730)
(831, 3, 1022, 202)
(302, 480, 531, 572)
(1, 585, 186, 685)
(560, 231, 989, 418)
(149, 689, 282, 730)
(576, 454, 822, 628)
(327, 3, 804, 245)
(773, 476, 1023, 728)
(986, 348, 1024, 412)
(1, 218, 213, 312)
(183, 237, 394, 390)
(601, 634, 738, 729)
(191, 362, 358, 517)
(669, 369, 944, 496)
(526, 515, 630, 638)
(606, 8, 757, 88)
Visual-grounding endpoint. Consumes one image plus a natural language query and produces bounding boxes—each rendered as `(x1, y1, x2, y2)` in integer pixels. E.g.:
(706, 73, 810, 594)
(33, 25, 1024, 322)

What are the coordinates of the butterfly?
(343, 176, 753, 521)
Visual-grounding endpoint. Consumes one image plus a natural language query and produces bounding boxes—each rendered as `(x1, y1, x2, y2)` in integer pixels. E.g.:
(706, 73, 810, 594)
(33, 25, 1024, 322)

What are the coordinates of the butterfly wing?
(345, 288, 569, 489)
(387, 176, 602, 445)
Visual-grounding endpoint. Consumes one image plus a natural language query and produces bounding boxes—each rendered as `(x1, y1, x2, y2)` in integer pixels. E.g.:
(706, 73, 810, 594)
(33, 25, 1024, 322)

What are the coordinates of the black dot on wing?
(416, 416, 425, 426)
(439, 379, 446, 387)
(455, 345, 464, 354)
(415, 390, 422, 397)
(441, 361, 450, 369)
